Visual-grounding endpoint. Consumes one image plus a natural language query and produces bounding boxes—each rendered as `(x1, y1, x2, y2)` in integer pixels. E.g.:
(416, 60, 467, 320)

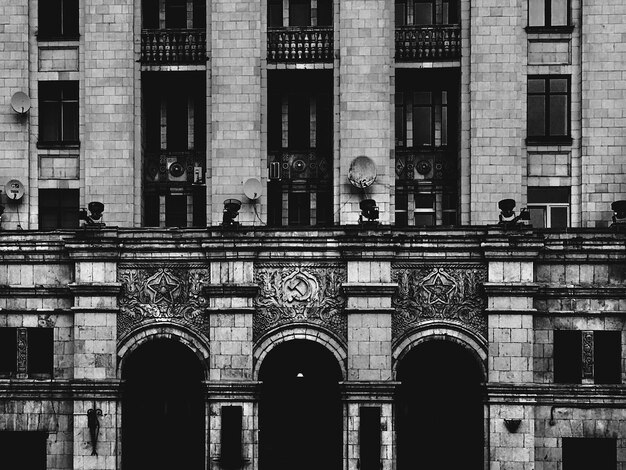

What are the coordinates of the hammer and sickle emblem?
(283, 271, 318, 303)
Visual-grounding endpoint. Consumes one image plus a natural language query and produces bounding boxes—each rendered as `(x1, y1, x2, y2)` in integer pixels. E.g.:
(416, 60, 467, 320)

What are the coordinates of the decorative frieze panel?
(392, 264, 487, 340)
(254, 264, 347, 342)
(118, 266, 210, 340)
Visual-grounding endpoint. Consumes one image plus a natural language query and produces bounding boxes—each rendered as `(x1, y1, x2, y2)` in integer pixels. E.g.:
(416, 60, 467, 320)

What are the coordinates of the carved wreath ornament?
(254, 265, 347, 341)
(392, 265, 487, 339)
(117, 267, 210, 339)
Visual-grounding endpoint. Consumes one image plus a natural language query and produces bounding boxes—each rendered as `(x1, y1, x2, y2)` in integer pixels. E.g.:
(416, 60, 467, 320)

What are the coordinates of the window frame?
(38, 188, 80, 230)
(527, 75, 572, 145)
(38, 81, 80, 148)
(37, 0, 79, 41)
(526, 0, 573, 32)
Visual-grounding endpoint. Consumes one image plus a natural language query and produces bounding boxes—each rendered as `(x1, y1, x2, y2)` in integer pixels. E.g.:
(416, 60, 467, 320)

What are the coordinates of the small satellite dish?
(5, 179, 25, 201)
(348, 156, 377, 189)
(243, 178, 262, 200)
(10, 92, 31, 114)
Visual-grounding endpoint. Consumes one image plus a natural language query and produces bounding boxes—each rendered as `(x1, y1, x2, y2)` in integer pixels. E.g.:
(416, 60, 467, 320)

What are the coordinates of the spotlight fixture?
(611, 200, 626, 225)
(359, 199, 379, 226)
(222, 199, 241, 227)
(498, 199, 529, 228)
(79, 201, 105, 227)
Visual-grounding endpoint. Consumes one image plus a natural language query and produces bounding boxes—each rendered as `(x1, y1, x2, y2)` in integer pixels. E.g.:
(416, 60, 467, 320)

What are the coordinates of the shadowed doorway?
(396, 340, 485, 470)
(259, 340, 343, 470)
(122, 339, 205, 470)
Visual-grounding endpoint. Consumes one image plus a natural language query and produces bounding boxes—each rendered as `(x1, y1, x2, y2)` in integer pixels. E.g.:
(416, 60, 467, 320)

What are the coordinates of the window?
(527, 76, 570, 144)
(395, 0, 458, 26)
(38, 0, 79, 40)
(528, 187, 569, 228)
(0, 432, 47, 470)
(554, 330, 622, 384)
(39, 189, 79, 230)
(0, 327, 53, 377)
(359, 407, 381, 470)
(39, 81, 79, 146)
(528, 0, 569, 28)
(562, 438, 616, 470)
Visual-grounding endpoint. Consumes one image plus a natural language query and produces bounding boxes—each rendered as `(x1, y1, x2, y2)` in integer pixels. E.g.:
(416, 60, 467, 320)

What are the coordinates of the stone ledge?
(342, 283, 398, 296)
(487, 382, 626, 406)
(0, 379, 122, 399)
(340, 381, 400, 402)
(204, 284, 258, 297)
(0, 285, 72, 297)
(536, 285, 626, 298)
(68, 283, 122, 296)
(205, 381, 261, 401)
(484, 283, 540, 296)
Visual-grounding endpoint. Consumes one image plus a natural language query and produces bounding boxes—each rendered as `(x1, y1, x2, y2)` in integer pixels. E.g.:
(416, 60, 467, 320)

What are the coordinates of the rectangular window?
(527, 76, 570, 143)
(39, 189, 79, 230)
(289, 0, 311, 26)
(594, 331, 622, 385)
(38, 0, 79, 40)
(27, 328, 54, 376)
(528, 0, 569, 28)
(528, 187, 570, 228)
(39, 81, 79, 146)
(554, 330, 582, 384)
(0, 328, 17, 376)
(359, 407, 381, 470)
(268, 0, 283, 27)
(563, 438, 616, 470)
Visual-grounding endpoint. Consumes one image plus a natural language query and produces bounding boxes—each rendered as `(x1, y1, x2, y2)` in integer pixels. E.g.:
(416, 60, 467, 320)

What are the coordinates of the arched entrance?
(396, 340, 484, 469)
(259, 340, 343, 470)
(122, 339, 205, 470)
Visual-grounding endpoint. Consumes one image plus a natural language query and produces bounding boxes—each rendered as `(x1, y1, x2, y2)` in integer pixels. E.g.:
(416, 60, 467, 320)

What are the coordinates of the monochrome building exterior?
(0, 0, 625, 468)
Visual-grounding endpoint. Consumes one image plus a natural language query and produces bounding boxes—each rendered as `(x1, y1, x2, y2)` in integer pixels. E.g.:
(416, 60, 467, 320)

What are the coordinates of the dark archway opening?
(259, 340, 343, 470)
(122, 339, 205, 470)
(396, 340, 484, 470)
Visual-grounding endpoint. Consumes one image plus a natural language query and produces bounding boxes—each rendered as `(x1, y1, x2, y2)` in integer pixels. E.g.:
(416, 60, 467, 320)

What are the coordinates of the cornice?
(486, 382, 626, 406)
(342, 282, 398, 297)
(0, 379, 122, 399)
(204, 284, 259, 298)
(204, 381, 261, 401)
(340, 381, 400, 402)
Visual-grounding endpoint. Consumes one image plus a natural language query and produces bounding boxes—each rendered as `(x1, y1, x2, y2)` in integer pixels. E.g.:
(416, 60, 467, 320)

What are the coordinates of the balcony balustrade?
(141, 29, 207, 65)
(144, 151, 205, 185)
(395, 25, 461, 62)
(395, 148, 457, 183)
(267, 27, 333, 63)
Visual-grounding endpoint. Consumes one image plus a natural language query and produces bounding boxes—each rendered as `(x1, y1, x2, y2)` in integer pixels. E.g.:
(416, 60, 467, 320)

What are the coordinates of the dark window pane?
(554, 330, 582, 384)
(414, 2, 433, 24)
(0, 432, 47, 470)
(192, 187, 206, 228)
(551, 0, 568, 26)
(0, 328, 17, 375)
(594, 331, 621, 384)
(414, 91, 431, 105)
(550, 206, 568, 228)
(290, 0, 311, 26)
(268, 0, 283, 27)
(441, 105, 448, 145)
(167, 96, 188, 151)
(563, 438, 616, 470)
(316, 188, 332, 227)
(40, 102, 61, 142)
(267, 181, 283, 227)
(528, 206, 546, 228)
(415, 193, 435, 209)
(317, 0, 332, 26)
(550, 78, 568, 93)
(414, 106, 432, 146)
(165, 194, 187, 227)
(27, 328, 53, 375)
(288, 187, 310, 225)
(528, 187, 570, 203)
(288, 94, 310, 149)
(528, 79, 545, 93)
(39, 0, 77, 39)
(528, 0, 545, 27)
(39, 189, 79, 230)
(549, 95, 567, 136)
(62, 0, 79, 37)
(395, 1, 407, 26)
(165, 0, 187, 28)
(395, 188, 408, 227)
(221, 406, 243, 466)
(144, 192, 160, 227)
(63, 101, 79, 142)
(414, 212, 435, 226)
(528, 95, 546, 137)
(143, 0, 160, 29)
(193, 0, 206, 29)
(395, 100, 405, 146)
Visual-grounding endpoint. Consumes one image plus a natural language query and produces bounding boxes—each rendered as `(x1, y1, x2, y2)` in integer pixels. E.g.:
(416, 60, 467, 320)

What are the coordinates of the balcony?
(144, 151, 205, 186)
(395, 148, 457, 183)
(267, 27, 333, 63)
(141, 29, 207, 65)
(395, 25, 461, 62)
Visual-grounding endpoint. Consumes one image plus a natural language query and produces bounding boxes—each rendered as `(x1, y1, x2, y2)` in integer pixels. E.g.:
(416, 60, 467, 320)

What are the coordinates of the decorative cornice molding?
(0, 379, 122, 399)
(486, 383, 626, 406)
(339, 381, 400, 402)
(205, 381, 261, 401)
(483, 283, 540, 296)
(0, 285, 72, 298)
(204, 284, 259, 298)
(536, 285, 626, 298)
(68, 282, 122, 296)
(342, 283, 398, 297)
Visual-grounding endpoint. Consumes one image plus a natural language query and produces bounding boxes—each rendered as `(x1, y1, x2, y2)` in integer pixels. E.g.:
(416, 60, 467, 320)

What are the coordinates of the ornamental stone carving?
(117, 266, 210, 340)
(254, 264, 347, 342)
(392, 264, 487, 340)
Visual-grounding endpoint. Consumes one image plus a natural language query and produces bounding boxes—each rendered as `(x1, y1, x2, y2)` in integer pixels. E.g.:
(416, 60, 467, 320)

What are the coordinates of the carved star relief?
(147, 270, 180, 305)
(422, 272, 455, 305)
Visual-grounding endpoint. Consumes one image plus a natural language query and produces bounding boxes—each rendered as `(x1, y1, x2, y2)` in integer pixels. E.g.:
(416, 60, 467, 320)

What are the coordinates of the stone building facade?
(0, 0, 625, 469)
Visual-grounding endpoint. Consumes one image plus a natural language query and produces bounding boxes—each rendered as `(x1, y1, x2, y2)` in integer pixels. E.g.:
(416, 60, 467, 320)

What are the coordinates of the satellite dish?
(5, 179, 25, 201)
(348, 156, 377, 189)
(243, 178, 262, 200)
(10, 92, 31, 114)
